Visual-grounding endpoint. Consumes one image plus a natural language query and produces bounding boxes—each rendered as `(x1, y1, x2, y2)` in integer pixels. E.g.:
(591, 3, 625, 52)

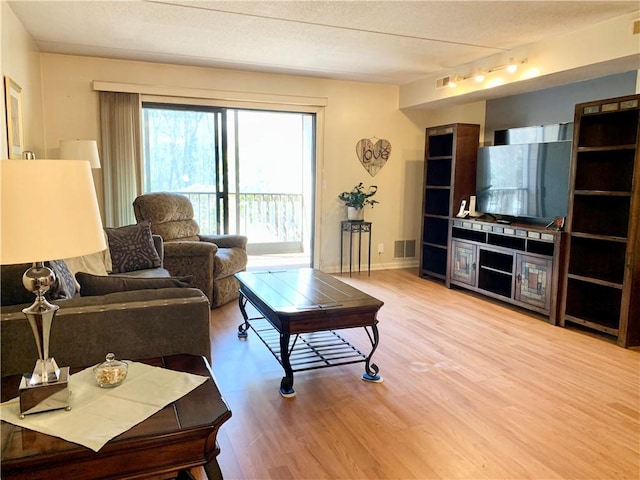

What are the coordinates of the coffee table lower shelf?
(238, 310, 382, 397)
(245, 317, 372, 371)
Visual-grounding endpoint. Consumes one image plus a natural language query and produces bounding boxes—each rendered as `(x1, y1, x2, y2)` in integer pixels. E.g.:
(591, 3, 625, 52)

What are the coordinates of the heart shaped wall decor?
(356, 137, 391, 177)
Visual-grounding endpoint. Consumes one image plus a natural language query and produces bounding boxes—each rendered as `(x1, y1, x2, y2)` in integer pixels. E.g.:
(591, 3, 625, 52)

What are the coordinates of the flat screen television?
(476, 141, 572, 223)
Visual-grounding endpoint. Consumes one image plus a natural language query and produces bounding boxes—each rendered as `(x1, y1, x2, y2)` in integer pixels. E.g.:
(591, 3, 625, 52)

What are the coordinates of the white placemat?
(0, 361, 208, 452)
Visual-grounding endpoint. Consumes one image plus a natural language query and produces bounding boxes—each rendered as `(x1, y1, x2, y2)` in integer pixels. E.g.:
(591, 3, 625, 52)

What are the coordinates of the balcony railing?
(181, 192, 304, 245)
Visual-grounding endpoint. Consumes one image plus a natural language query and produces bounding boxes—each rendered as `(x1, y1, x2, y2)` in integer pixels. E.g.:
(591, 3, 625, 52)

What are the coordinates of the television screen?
(476, 141, 572, 221)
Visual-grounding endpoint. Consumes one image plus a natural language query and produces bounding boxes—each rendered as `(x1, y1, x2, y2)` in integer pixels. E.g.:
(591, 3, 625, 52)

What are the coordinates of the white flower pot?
(347, 206, 364, 221)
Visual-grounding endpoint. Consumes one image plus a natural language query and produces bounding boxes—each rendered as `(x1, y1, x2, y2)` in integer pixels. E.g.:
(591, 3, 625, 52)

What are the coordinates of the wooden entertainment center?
(420, 93, 640, 347)
(447, 219, 563, 324)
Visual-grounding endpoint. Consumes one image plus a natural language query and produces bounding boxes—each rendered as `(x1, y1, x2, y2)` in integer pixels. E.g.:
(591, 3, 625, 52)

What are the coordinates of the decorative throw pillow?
(64, 231, 112, 292)
(1, 261, 76, 305)
(75, 272, 194, 297)
(105, 221, 162, 274)
(47, 259, 77, 300)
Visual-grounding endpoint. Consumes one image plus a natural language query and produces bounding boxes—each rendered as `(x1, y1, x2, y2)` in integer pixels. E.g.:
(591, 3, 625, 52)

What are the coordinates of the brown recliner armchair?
(133, 192, 248, 308)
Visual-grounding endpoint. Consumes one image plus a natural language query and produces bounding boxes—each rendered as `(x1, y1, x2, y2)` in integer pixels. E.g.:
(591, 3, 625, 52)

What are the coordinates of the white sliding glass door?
(142, 103, 314, 261)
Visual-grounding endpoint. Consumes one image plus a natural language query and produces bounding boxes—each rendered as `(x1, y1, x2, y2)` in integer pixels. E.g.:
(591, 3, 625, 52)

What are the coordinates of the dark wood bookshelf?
(419, 123, 480, 281)
(560, 94, 640, 347)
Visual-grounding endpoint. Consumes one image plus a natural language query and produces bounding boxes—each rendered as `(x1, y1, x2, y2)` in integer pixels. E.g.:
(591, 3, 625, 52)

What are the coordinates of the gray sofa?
(1, 288, 211, 377)
(1, 234, 212, 377)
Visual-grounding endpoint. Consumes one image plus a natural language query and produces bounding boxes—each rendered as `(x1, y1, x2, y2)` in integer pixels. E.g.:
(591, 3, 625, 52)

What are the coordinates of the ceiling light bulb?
(486, 77, 505, 88)
(474, 73, 485, 83)
(448, 77, 457, 88)
(506, 59, 518, 74)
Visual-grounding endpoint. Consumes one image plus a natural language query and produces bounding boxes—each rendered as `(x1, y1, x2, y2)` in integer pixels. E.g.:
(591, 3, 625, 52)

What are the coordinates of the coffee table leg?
(362, 324, 383, 383)
(279, 333, 296, 398)
(237, 294, 250, 338)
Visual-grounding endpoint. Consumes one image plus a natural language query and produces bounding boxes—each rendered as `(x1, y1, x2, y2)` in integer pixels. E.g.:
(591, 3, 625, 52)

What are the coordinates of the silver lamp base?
(19, 366, 71, 418)
(18, 262, 72, 417)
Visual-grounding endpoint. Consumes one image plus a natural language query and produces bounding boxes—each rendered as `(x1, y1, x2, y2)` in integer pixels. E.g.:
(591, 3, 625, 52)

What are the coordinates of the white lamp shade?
(59, 139, 101, 168)
(0, 160, 106, 264)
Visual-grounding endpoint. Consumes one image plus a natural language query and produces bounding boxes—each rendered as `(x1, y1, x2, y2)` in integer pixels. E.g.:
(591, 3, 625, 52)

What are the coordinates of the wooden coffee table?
(235, 269, 384, 397)
(0, 354, 232, 480)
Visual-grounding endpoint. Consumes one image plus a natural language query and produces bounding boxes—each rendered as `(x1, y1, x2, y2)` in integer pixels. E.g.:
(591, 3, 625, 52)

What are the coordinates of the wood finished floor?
(208, 268, 639, 480)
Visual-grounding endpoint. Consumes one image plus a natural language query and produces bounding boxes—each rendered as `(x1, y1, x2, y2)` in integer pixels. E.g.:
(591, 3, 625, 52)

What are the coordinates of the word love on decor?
(355, 137, 391, 177)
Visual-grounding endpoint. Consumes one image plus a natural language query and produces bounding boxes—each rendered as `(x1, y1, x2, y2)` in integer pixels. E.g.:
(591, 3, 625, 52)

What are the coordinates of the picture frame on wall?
(4, 76, 24, 159)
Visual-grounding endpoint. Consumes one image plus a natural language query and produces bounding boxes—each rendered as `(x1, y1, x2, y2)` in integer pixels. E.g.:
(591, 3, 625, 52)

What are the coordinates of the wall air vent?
(405, 240, 416, 258)
(394, 240, 416, 258)
(436, 76, 451, 89)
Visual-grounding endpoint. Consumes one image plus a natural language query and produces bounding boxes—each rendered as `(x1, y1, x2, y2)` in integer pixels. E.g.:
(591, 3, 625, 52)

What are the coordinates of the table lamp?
(59, 140, 101, 168)
(0, 160, 106, 416)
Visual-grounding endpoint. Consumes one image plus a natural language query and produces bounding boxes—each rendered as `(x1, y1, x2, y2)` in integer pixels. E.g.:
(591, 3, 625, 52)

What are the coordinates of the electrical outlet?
(377, 243, 384, 254)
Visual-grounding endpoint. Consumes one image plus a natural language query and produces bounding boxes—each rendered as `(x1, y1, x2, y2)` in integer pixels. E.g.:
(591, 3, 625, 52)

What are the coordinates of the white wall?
(423, 101, 486, 136)
(1, 1, 45, 160)
(39, 53, 431, 272)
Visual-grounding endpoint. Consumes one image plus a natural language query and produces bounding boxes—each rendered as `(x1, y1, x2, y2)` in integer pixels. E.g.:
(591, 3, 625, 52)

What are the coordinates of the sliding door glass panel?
(142, 105, 228, 234)
(233, 110, 313, 256)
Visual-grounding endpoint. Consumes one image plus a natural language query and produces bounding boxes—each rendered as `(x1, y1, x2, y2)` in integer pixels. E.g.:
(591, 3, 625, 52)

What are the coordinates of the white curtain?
(99, 92, 142, 227)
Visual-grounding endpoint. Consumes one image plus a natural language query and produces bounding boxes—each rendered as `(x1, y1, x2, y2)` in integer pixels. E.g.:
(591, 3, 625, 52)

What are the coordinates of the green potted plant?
(338, 183, 378, 221)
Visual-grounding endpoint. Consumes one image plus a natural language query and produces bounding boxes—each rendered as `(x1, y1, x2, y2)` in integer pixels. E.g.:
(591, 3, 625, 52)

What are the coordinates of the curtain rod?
(92, 81, 328, 107)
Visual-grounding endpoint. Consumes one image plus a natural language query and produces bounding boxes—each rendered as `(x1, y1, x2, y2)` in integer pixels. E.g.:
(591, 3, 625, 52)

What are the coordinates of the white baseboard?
(324, 257, 419, 275)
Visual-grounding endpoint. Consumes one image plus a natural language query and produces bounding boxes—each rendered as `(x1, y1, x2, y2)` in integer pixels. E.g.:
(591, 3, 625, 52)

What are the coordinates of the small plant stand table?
(340, 220, 372, 276)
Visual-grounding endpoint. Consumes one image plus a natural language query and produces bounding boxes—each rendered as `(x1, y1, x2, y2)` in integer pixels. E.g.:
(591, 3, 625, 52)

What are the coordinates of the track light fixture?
(506, 58, 519, 74)
(447, 58, 528, 89)
(488, 57, 527, 75)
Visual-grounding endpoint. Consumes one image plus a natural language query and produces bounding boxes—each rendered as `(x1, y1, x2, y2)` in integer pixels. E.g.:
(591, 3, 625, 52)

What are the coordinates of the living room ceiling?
(8, 0, 640, 85)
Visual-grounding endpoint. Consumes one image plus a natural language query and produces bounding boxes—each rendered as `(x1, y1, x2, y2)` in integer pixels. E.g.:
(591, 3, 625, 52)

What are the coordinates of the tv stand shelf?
(447, 218, 564, 324)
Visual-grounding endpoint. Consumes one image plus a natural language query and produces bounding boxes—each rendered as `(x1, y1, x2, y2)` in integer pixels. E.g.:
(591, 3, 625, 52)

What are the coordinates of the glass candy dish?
(94, 353, 128, 387)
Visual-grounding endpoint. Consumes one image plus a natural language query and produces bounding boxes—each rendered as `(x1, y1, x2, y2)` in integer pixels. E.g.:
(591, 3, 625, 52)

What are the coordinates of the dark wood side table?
(340, 220, 372, 276)
(0, 354, 232, 480)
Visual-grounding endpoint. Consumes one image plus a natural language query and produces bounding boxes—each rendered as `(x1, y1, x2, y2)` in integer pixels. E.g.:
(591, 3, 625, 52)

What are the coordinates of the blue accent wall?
(485, 71, 637, 145)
